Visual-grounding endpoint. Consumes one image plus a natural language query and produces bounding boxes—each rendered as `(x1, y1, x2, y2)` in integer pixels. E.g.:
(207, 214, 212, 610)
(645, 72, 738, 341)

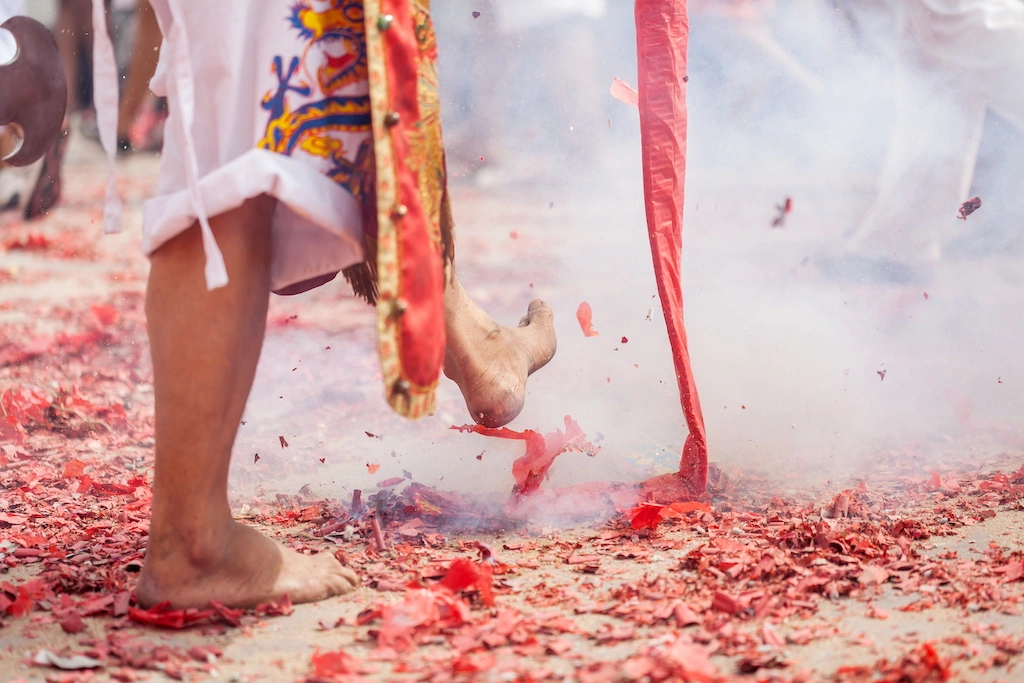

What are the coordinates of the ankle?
(147, 510, 235, 570)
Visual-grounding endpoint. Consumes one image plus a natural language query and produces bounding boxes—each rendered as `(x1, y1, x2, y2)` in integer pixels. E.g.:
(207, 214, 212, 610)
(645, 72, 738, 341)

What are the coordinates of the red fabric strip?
(635, 0, 708, 498)
(381, 0, 447, 390)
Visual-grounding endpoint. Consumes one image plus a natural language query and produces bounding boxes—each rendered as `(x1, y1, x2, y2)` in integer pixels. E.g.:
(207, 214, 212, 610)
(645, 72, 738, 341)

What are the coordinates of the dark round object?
(0, 16, 68, 167)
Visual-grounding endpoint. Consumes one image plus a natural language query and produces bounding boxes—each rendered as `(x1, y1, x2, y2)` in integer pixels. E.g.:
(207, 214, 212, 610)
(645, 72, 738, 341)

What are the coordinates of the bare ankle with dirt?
(443, 277, 557, 427)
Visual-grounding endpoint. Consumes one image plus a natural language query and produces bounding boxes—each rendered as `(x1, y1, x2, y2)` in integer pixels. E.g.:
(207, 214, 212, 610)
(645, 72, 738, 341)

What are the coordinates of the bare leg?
(137, 196, 358, 609)
(443, 276, 556, 428)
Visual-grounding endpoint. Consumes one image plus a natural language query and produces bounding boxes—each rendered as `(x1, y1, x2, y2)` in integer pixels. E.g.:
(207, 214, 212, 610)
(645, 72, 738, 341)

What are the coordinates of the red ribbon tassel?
(636, 0, 708, 498)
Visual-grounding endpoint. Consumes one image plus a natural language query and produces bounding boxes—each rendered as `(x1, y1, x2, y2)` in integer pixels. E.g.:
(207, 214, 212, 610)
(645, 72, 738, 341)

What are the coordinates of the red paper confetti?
(576, 302, 600, 337)
(127, 602, 216, 629)
(629, 501, 712, 530)
(439, 558, 495, 607)
(771, 196, 794, 228)
(367, 463, 381, 474)
(59, 612, 87, 634)
(609, 77, 639, 108)
(957, 196, 982, 220)
(62, 458, 86, 479)
(636, 0, 708, 498)
(453, 416, 599, 500)
(309, 648, 360, 679)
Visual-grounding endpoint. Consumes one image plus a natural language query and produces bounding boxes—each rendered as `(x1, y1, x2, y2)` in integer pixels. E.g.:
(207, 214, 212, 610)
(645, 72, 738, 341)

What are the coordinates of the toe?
(524, 299, 553, 326)
(338, 565, 360, 590)
(319, 553, 360, 595)
(517, 300, 556, 372)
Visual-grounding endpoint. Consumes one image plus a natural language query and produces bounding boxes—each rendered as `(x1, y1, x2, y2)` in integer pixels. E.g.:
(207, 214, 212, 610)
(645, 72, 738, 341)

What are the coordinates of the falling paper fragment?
(453, 416, 599, 500)
(576, 302, 600, 337)
(279, 436, 288, 448)
(771, 196, 793, 228)
(957, 196, 981, 220)
(367, 463, 381, 474)
(610, 77, 639, 108)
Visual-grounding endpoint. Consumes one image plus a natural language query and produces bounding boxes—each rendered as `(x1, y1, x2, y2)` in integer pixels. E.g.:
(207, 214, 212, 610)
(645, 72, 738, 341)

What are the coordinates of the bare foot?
(136, 520, 359, 609)
(444, 281, 556, 428)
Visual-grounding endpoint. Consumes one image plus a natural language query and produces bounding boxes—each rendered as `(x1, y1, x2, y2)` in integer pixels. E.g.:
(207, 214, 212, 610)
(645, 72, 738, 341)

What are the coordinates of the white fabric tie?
(166, 0, 227, 289)
(91, 0, 228, 289)
(91, 0, 122, 234)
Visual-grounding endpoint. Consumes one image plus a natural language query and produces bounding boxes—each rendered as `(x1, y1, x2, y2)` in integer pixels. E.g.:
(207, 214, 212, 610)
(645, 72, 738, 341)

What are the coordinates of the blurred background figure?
(835, 0, 1024, 281)
(111, 0, 164, 153)
(1, 0, 165, 220)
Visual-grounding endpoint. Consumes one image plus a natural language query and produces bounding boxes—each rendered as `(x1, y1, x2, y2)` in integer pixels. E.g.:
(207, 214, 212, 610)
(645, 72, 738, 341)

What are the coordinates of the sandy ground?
(3, 125, 1024, 682)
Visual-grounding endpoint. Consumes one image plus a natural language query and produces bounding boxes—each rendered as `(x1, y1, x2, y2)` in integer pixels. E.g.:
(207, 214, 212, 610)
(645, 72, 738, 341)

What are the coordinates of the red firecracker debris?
(439, 558, 495, 607)
(308, 648, 360, 681)
(630, 501, 712, 530)
(771, 196, 794, 228)
(610, 77, 640, 108)
(957, 197, 982, 220)
(576, 302, 600, 337)
(128, 602, 216, 629)
(453, 416, 599, 500)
